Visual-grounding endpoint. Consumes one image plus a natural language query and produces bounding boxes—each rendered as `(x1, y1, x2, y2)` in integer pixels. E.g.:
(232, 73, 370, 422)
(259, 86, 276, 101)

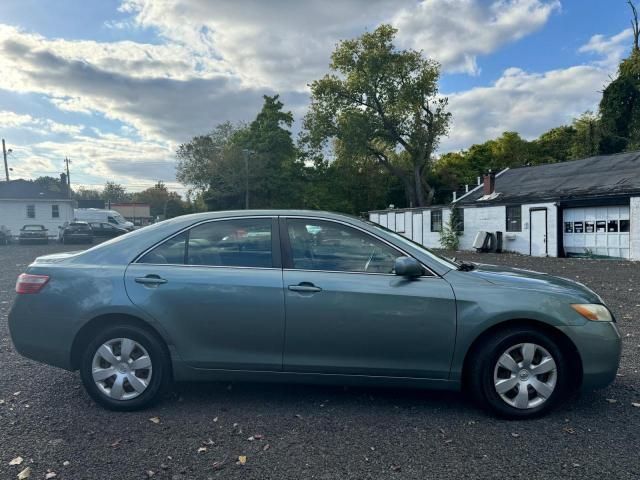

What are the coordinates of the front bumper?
(559, 321, 622, 390)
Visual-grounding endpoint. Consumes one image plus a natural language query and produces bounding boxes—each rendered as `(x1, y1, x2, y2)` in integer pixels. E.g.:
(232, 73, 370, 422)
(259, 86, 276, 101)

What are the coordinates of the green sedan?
(8, 210, 621, 418)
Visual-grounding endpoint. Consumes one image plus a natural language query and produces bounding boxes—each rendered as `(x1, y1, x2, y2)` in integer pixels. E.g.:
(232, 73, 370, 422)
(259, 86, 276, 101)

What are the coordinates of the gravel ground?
(0, 243, 639, 480)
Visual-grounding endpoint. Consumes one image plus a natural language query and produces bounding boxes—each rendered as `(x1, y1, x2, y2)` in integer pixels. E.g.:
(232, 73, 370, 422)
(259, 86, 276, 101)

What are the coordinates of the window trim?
(51, 204, 60, 218)
(430, 209, 443, 233)
(506, 205, 522, 232)
(280, 216, 436, 277)
(134, 216, 281, 269)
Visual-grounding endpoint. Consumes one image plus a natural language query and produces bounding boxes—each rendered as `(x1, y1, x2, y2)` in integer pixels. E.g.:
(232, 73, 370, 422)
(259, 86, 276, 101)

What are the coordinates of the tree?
(303, 24, 451, 207)
(74, 187, 102, 200)
(176, 122, 239, 194)
(571, 112, 602, 158)
(535, 125, 577, 162)
(102, 181, 129, 203)
(132, 181, 188, 219)
(177, 96, 304, 210)
(233, 95, 304, 208)
(34, 176, 65, 193)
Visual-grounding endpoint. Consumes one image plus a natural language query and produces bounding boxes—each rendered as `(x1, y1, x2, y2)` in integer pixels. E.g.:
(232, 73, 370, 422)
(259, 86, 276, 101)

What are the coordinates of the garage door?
(563, 206, 630, 259)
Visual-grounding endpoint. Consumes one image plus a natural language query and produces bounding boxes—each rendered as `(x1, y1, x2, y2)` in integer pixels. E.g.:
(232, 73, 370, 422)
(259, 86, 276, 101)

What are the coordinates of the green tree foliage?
(131, 181, 188, 219)
(303, 25, 450, 207)
(571, 111, 602, 159)
(34, 176, 66, 193)
(439, 208, 462, 250)
(177, 96, 304, 210)
(73, 187, 102, 200)
(102, 181, 129, 202)
(534, 125, 577, 163)
(176, 121, 239, 194)
(233, 95, 304, 209)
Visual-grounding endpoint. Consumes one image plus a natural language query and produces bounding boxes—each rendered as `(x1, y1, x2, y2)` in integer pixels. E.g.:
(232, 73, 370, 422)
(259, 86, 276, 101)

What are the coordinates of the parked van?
(74, 208, 135, 231)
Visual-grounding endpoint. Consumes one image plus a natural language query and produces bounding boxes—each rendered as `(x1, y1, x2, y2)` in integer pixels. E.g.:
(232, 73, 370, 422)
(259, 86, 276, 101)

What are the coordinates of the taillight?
(16, 273, 50, 294)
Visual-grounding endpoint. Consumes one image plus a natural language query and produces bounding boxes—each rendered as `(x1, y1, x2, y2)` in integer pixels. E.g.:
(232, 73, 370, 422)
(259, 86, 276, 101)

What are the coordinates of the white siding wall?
(460, 203, 558, 256)
(0, 200, 74, 238)
(370, 202, 558, 257)
(631, 197, 640, 261)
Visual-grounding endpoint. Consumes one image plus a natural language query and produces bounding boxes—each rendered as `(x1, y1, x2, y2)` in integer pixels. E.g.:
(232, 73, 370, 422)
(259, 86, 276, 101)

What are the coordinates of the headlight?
(571, 304, 613, 322)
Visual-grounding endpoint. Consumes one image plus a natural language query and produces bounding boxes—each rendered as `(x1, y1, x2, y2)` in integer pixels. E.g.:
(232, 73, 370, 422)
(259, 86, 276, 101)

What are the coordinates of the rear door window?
(187, 219, 273, 268)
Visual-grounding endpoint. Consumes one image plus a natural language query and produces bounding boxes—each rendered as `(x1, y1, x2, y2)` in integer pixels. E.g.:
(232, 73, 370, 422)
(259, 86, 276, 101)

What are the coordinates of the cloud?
(579, 28, 633, 70)
(119, 0, 409, 91)
(393, 0, 560, 75)
(11, 129, 183, 193)
(0, 31, 295, 143)
(441, 27, 633, 151)
(0, 109, 84, 136)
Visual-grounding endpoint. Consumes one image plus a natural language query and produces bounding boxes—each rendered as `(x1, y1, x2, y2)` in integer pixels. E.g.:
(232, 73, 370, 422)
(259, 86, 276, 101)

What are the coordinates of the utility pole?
(64, 157, 71, 197)
(2, 139, 9, 181)
(242, 149, 250, 209)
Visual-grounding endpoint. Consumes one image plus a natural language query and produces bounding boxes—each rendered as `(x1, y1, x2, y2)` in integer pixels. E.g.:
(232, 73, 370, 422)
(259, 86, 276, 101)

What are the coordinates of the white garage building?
(369, 151, 640, 260)
(0, 179, 74, 239)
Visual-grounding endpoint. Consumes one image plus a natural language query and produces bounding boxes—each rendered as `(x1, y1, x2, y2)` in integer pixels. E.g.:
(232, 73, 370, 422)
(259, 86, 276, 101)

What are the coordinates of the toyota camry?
(8, 210, 621, 418)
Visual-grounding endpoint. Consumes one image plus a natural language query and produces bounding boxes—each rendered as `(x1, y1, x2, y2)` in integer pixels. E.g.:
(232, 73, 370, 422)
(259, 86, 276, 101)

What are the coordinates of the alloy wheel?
(91, 338, 153, 401)
(493, 342, 557, 409)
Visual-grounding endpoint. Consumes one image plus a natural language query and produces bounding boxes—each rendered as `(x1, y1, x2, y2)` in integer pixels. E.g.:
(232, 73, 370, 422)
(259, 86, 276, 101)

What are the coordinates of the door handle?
(135, 275, 168, 286)
(288, 282, 322, 293)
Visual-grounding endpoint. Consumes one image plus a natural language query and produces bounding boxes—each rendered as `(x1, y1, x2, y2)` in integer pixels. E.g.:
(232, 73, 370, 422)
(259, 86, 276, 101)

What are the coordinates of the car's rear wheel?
(79, 324, 170, 410)
(468, 327, 570, 419)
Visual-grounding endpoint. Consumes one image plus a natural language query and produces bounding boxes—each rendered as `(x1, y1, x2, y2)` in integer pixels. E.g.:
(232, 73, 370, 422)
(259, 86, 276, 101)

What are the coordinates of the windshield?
(23, 225, 45, 231)
(111, 213, 127, 224)
(364, 219, 459, 270)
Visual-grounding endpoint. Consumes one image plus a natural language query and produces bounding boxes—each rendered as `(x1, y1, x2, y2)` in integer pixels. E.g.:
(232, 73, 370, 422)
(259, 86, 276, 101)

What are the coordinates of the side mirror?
(394, 256, 424, 278)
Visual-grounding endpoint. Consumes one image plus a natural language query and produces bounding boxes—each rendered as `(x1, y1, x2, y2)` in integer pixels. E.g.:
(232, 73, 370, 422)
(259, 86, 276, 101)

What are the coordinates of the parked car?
(89, 222, 128, 238)
(8, 211, 621, 418)
(0, 226, 11, 245)
(59, 221, 94, 244)
(74, 208, 135, 231)
(18, 224, 48, 244)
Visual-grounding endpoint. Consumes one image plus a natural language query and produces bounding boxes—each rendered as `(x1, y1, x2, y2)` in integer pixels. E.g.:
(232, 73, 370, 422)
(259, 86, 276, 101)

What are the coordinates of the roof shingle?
(457, 151, 640, 205)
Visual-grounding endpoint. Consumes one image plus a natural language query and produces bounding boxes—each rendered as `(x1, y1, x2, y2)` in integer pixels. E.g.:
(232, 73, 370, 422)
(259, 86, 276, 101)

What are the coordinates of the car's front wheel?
(469, 327, 571, 419)
(79, 324, 170, 410)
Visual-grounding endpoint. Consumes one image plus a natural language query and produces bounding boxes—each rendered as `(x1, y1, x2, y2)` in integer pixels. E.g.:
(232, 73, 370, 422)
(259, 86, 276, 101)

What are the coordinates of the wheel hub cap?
(493, 342, 557, 410)
(91, 338, 153, 401)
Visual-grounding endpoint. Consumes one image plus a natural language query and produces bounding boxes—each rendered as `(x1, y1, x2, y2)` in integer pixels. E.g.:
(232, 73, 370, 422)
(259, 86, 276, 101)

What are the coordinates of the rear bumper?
(63, 234, 93, 242)
(8, 297, 74, 370)
(19, 236, 48, 243)
(559, 321, 622, 390)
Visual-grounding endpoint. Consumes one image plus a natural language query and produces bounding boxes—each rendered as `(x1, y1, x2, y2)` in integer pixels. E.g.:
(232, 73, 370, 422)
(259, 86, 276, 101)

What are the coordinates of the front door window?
(286, 219, 399, 274)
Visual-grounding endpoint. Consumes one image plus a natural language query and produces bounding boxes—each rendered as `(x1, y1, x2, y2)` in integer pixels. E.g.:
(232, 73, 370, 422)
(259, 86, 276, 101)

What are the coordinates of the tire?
(79, 324, 171, 411)
(468, 326, 570, 419)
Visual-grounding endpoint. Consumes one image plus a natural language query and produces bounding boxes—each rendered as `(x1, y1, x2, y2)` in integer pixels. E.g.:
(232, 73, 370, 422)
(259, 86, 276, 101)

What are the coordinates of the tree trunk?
(414, 166, 426, 207)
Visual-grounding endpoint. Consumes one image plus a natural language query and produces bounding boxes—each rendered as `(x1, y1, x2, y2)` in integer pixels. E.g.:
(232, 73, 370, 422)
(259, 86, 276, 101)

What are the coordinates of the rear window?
(23, 225, 44, 231)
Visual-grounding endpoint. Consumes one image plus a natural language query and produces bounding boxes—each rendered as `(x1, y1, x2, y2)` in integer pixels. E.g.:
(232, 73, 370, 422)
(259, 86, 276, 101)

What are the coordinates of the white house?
(369, 151, 640, 260)
(0, 179, 75, 239)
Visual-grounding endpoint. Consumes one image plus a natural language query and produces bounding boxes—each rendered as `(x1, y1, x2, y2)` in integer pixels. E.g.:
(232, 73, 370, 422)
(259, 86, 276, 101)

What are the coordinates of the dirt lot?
(0, 243, 639, 480)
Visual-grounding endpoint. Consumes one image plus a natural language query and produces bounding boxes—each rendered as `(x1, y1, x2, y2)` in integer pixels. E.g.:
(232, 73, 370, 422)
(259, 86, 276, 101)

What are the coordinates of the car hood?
(465, 263, 602, 303)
